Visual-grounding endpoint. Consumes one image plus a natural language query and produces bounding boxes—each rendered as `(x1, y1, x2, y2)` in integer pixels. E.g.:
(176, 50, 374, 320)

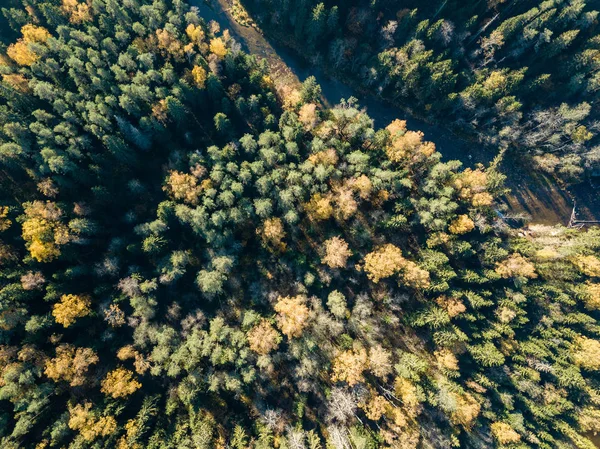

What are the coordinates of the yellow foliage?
(573, 255, 600, 277)
(7, 41, 38, 66)
(308, 149, 338, 166)
(191, 65, 207, 89)
(454, 168, 492, 207)
(449, 391, 480, 428)
(394, 377, 422, 416)
(471, 192, 494, 207)
(304, 193, 333, 221)
(386, 119, 407, 137)
(68, 402, 117, 442)
(298, 103, 318, 129)
(584, 283, 600, 310)
(274, 295, 310, 338)
(386, 129, 436, 163)
(117, 345, 149, 375)
(495, 253, 537, 279)
(61, 0, 92, 23)
(44, 344, 98, 386)
(350, 174, 373, 199)
(7, 25, 51, 65)
(490, 422, 521, 444)
(435, 348, 459, 371)
(368, 345, 392, 379)
(22, 201, 70, 262)
(437, 296, 466, 318)
(2, 74, 29, 92)
(331, 346, 368, 386)
(448, 214, 475, 235)
(101, 367, 141, 398)
(361, 244, 429, 287)
(322, 236, 351, 269)
(400, 259, 430, 289)
(52, 294, 91, 328)
(0, 206, 11, 231)
(360, 393, 390, 421)
(572, 337, 600, 370)
(156, 28, 183, 59)
(333, 187, 357, 220)
(164, 171, 202, 205)
(247, 319, 281, 355)
(258, 218, 286, 252)
(210, 38, 227, 57)
(186, 23, 205, 44)
(362, 244, 405, 283)
(21, 25, 51, 43)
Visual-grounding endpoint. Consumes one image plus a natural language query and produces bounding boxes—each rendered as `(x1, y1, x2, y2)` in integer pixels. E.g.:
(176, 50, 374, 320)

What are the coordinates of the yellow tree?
(361, 244, 405, 283)
(449, 391, 481, 429)
(21, 201, 71, 262)
(61, 0, 92, 23)
(191, 65, 207, 89)
(454, 167, 493, 207)
(44, 345, 99, 386)
(583, 283, 600, 310)
(448, 214, 475, 235)
(368, 345, 392, 379)
(164, 171, 202, 205)
(68, 402, 117, 442)
(298, 103, 318, 130)
(322, 236, 352, 269)
(7, 25, 51, 66)
(572, 337, 600, 370)
(331, 346, 368, 386)
(385, 119, 436, 164)
(573, 255, 600, 277)
(210, 38, 227, 57)
(247, 320, 281, 355)
(52, 294, 91, 327)
(490, 422, 521, 445)
(304, 193, 333, 221)
(101, 367, 142, 398)
(258, 218, 286, 252)
(495, 253, 537, 279)
(274, 295, 310, 338)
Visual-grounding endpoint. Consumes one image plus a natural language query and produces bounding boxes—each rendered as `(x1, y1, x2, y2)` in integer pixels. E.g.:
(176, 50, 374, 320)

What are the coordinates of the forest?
(0, 1, 599, 449)
(244, 0, 600, 184)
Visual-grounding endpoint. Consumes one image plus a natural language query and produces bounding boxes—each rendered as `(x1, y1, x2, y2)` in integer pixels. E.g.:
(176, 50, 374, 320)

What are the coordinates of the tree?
(490, 422, 521, 444)
(448, 214, 474, 234)
(300, 76, 322, 103)
(361, 244, 405, 283)
(101, 367, 142, 398)
(192, 65, 208, 89)
(331, 346, 368, 386)
(495, 253, 537, 279)
(322, 237, 352, 269)
(258, 218, 286, 252)
(274, 295, 310, 338)
(68, 403, 117, 442)
(247, 320, 281, 355)
(44, 345, 99, 386)
(572, 337, 600, 370)
(327, 290, 347, 319)
(21, 201, 71, 262)
(52, 294, 91, 328)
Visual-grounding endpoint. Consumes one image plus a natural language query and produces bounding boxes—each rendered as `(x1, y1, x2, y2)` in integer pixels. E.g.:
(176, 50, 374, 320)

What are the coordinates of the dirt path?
(192, 0, 599, 226)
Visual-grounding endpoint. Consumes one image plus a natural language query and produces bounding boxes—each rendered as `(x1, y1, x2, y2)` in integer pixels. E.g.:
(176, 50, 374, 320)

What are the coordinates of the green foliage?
(0, 1, 598, 449)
